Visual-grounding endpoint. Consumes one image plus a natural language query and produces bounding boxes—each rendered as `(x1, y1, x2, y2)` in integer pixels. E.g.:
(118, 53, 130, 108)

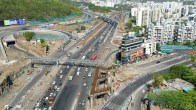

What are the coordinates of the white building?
(131, 7, 151, 26)
(142, 39, 157, 55)
(91, 0, 117, 7)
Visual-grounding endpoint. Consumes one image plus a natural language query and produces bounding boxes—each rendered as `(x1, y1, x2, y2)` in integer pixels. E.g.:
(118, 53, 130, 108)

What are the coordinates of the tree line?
(0, 0, 81, 20)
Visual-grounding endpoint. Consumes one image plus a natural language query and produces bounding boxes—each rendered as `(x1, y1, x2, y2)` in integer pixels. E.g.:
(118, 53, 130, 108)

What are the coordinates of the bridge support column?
(90, 95, 94, 108)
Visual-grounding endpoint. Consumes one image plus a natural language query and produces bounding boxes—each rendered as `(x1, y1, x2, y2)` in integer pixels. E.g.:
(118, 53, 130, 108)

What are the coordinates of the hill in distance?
(0, 0, 82, 20)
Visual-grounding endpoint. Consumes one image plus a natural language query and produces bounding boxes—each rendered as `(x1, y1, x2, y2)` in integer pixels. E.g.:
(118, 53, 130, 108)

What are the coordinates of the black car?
(156, 61, 161, 64)
(59, 83, 62, 86)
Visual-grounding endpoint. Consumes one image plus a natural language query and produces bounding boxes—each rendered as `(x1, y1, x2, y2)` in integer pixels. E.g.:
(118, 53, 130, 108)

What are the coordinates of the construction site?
(0, 15, 99, 109)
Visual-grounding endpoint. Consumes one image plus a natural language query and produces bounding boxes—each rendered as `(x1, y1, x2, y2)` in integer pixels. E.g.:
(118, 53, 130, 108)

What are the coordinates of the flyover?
(27, 57, 115, 68)
(39, 14, 119, 110)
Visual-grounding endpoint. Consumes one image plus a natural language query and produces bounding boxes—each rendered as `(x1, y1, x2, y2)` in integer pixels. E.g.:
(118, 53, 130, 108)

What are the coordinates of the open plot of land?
(51, 19, 100, 33)
(15, 35, 64, 57)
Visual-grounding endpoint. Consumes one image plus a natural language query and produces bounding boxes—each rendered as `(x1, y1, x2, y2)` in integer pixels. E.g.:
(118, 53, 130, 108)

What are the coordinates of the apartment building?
(131, 7, 151, 26)
(148, 21, 196, 45)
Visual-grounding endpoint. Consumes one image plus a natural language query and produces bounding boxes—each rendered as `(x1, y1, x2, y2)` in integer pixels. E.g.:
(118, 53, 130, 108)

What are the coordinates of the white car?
(49, 93, 53, 97)
(45, 97, 48, 101)
(83, 82, 86, 86)
(77, 71, 80, 76)
(57, 87, 60, 92)
(60, 75, 63, 78)
(60, 70, 63, 73)
(36, 102, 40, 107)
(82, 100, 85, 105)
(85, 68, 88, 71)
(69, 76, 73, 80)
(78, 67, 81, 71)
(88, 72, 91, 77)
(48, 106, 52, 110)
(67, 65, 70, 68)
(52, 81, 56, 85)
(54, 86, 58, 90)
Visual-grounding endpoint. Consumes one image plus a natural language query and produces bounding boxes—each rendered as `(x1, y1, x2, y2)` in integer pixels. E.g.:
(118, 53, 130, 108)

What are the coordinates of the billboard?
(17, 19, 26, 25)
(4, 20, 10, 26)
(10, 19, 17, 25)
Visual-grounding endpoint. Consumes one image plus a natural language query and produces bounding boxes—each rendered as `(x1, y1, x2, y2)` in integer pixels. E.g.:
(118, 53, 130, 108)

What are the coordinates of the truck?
(90, 54, 97, 60)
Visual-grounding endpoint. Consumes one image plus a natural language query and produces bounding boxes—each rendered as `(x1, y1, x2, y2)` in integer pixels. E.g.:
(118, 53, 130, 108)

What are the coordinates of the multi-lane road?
(6, 8, 100, 109)
(101, 54, 192, 110)
(33, 13, 119, 110)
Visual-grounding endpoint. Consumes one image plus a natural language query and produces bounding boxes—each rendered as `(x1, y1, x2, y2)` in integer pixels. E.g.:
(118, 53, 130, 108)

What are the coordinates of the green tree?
(125, 19, 133, 31)
(156, 43, 161, 51)
(193, 39, 196, 45)
(23, 32, 35, 41)
(0, 0, 81, 20)
(191, 55, 196, 62)
(169, 65, 196, 84)
(81, 25, 86, 30)
(184, 40, 192, 47)
(147, 91, 196, 110)
(152, 75, 164, 88)
(40, 38, 46, 47)
(86, 3, 111, 13)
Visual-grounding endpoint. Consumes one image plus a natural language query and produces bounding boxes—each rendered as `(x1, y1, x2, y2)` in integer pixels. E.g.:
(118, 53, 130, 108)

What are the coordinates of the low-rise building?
(166, 78, 194, 92)
(120, 32, 144, 64)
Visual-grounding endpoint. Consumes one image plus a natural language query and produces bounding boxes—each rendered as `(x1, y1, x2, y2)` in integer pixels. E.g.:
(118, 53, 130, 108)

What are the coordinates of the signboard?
(10, 19, 17, 25)
(17, 19, 26, 25)
(4, 20, 10, 26)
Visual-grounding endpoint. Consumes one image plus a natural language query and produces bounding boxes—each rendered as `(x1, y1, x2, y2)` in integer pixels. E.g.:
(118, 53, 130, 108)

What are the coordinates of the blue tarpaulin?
(161, 45, 196, 50)
(33, 36, 65, 39)
(30, 14, 77, 24)
(183, 87, 194, 92)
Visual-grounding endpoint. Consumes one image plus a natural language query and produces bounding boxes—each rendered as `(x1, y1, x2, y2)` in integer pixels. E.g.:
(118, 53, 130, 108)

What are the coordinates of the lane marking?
(144, 55, 183, 69)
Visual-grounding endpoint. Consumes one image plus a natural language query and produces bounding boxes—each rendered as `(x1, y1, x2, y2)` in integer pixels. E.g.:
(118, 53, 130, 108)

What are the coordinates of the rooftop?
(3, 35, 16, 42)
(167, 78, 194, 92)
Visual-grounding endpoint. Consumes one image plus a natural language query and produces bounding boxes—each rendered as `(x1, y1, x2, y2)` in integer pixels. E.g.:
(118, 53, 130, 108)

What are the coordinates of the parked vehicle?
(69, 76, 73, 80)
(88, 72, 92, 77)
(48, 97, 55, 105)
(82, 56, 86, 60)
(90, 54, 97, 60)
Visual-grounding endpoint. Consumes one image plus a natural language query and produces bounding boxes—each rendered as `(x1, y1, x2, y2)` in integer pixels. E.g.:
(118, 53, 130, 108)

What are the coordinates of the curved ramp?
(0, 38, 8, 61)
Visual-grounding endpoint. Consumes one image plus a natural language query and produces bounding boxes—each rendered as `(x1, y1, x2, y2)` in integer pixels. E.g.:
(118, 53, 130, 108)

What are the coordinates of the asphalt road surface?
(8, 29, 78, 109)
(52, 20, 117, 110)
(101, 58, 192, 110)
(131, 63, 193, 110)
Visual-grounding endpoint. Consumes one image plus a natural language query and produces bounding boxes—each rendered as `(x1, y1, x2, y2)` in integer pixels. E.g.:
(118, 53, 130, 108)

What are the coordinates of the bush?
(81, 25, 86, 30)
(147, 91, 196, 110)
(40, 38, 46, 47)
(85, 3, 111, 13)
(23, 32, 35, 41)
